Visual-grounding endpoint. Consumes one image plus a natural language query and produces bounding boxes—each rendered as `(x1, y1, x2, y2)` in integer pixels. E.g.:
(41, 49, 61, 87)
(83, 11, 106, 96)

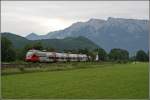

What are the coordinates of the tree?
(147, 50, 149, 61)
(136, 50, 148, 61)
(15, 48, 23, 60)
(78, 48, 89, 54)
(32, 42, 43, 50)
(24, 42, 43, 52)
(17, 42, 44, 60)
(45, 47, 55, 52)
(17, 44, 32, 60)
(1, 37, 16, 62)
(109, 48, 129, 63)
(77, 48, 95, 60)
(94, 48, 107, 61)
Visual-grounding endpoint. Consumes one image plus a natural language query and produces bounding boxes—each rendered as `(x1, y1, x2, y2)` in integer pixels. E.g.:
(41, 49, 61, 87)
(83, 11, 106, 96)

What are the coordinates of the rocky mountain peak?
(25, 18, 148, 53)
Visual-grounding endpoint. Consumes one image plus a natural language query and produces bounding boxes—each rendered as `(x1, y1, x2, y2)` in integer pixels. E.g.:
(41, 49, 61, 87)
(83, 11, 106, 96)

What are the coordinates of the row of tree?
(1, 37, 149, 62)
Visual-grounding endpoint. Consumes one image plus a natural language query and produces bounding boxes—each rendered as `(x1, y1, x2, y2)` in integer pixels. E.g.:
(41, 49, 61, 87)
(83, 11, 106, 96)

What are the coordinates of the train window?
(37, 52, 46, 57)
(49, 56, 54, 59)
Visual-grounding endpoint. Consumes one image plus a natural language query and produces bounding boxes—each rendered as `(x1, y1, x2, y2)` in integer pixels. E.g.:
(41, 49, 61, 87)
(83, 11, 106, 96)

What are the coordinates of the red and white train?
(25, 50, 90, 62)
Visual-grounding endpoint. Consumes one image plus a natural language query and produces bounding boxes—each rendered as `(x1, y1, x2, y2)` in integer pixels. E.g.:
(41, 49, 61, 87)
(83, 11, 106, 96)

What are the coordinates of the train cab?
(25, 50, 40, 62)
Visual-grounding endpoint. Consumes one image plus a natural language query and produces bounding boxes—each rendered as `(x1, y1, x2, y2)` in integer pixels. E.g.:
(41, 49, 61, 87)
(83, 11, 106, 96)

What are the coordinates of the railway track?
(1, 63, 43, 69)
(1, 62, 97, 70)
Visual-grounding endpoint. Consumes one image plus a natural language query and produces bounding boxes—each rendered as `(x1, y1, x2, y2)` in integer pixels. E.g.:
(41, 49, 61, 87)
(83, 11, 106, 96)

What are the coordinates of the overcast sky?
(1, 1, 149, 37)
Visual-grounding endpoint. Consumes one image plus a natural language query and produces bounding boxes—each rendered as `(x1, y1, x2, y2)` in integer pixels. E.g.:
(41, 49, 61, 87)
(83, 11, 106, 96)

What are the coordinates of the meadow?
(1, 62, 149, 99)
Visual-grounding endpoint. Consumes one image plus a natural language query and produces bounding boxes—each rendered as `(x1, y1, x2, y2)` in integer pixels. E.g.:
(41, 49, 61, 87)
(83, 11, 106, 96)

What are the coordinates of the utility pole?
(95, 52, 99, 61)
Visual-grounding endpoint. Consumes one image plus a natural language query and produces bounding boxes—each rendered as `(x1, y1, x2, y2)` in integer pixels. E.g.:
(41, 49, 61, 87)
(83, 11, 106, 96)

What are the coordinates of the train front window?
(26, 52, 33, 56)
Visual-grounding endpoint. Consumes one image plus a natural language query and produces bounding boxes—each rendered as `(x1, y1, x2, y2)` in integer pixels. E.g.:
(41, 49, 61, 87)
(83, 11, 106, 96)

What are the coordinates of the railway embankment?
(1, 62, 116, 75)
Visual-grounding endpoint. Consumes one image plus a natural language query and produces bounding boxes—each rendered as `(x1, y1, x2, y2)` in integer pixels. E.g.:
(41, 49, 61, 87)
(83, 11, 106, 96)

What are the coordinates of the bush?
(19, 66, 25, 72)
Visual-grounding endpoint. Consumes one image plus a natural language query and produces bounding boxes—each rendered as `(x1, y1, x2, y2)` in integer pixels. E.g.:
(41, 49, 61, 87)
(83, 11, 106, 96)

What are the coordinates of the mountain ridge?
(1, 32, 99, 51)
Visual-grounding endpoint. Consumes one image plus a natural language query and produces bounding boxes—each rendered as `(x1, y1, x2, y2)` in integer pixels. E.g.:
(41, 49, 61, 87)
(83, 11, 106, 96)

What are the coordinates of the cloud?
(1, 1, 149, 36)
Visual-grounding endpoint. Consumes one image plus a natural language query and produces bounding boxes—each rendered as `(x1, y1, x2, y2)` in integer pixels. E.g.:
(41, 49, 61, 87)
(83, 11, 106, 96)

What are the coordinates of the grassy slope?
(2, 63, 148, 99)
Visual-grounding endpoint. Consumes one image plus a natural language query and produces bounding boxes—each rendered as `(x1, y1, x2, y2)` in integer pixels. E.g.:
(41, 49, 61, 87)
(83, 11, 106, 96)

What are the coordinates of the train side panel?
(25, 50, 89, 62)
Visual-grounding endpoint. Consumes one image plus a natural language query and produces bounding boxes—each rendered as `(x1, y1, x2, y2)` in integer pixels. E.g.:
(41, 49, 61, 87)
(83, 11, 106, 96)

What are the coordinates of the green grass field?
(2, 62, 149, 99)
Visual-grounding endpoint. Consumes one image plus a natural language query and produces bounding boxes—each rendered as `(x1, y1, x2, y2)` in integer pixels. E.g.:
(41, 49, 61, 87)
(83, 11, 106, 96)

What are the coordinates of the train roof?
(27, 50, 87, 56)
(28, 49, 40, 52)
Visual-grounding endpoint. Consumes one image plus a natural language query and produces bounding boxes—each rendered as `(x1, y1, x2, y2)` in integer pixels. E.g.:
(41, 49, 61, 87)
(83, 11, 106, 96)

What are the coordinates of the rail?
(1, 63, 43, 69)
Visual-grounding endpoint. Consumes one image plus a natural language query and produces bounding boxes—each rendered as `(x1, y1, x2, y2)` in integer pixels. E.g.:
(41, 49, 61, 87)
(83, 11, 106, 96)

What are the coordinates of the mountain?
(1, 32, 99, 51)
(26, 32, 50, 40)
(25, 33, 41, 40)
(26, 17, 149, 52)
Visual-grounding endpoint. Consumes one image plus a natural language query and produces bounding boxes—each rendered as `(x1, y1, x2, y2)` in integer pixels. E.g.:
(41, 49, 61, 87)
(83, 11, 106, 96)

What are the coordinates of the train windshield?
(26, 51, 34, 56)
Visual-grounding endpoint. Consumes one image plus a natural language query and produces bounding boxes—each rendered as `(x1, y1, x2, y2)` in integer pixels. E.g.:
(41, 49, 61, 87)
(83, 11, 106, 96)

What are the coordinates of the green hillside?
(35, 36, 99, 51)
(1, 32, 99, 50)
(1, 32, 30, 48)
